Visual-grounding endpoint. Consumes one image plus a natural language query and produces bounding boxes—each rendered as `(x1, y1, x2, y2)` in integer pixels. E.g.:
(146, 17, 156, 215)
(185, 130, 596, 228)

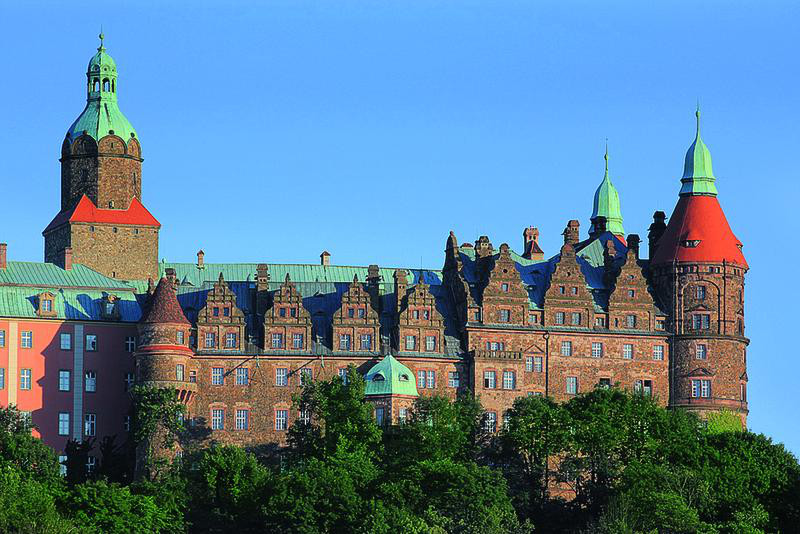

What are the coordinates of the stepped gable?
(542, 221, 597, 325)
(480, 243, 530, 325)
(606, 234, 660, 326)
(140, 277, 189, 324)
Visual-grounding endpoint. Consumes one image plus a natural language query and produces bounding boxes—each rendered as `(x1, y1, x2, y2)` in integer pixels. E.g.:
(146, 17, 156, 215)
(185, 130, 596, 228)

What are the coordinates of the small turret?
(590, 146, 625, 237)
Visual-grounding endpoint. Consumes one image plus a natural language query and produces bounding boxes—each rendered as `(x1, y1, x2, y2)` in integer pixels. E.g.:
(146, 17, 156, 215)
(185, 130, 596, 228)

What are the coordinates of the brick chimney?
(64, 247, 73, 270)
(197, 249, 205, 268)
(563, 220, 580, 245)
(627, 234, 641, 258)
(522, 227, 544, 260)
(320, 251, 331, 266)
(648, 211, 667, 258)
(0, 243, 6, 269)
(165, 267, 177, 288)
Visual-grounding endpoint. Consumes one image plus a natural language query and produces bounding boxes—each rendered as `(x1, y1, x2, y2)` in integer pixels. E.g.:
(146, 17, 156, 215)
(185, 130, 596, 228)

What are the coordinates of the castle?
(0, 37, 749, 468)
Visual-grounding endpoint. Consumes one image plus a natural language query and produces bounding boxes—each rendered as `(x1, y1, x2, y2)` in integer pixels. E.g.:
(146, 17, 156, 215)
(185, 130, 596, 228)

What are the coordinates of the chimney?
(197, 249, 205, 268)
(627, 234, 641, 258)
(474, 236, 493, 258)
(648, 211, 667, 258)
(165, 267, 177, 288)
(320, 251, 331, 266)
(522, 227, 544, 260)
(563, 220, 580, 245)
(0, 243, 6, 269)
(64, 247, 73, 270)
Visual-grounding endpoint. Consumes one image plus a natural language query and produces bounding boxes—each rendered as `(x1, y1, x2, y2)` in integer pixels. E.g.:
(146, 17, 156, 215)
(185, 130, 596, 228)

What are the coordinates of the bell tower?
(43, 34, 160, 280)
(650, 109, 749, 425)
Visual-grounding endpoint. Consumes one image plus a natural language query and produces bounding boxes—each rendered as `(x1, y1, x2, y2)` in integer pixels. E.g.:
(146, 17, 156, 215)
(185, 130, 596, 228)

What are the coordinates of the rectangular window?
(211, 409, 224, 430)
(271, 333, 284, 349)
(290, 307, 297, 318)
(204, 332, 216, 348)
(696, 286, 706, 300)
(625, 315, 636, 328)
(0, 368, 4, 390)
(60, 333, 72, 350)
(599, 377, 611, 389)
(566, 376, 578, 395)
(124, 415, 131, 432)
(223, 307, 230, 317)
(58, 455, 67, 477)
(474, 310, 481, 321)
(360, 334, 372, 351)
(656, 318, 666, 330)
(499, 309, 510, 322)
(399, 408, 408, 423)
(86, 456, 96, 474)
(84, 413, 96, 436)
(696, 344, 708, 360)
(339, 334, 351, 351)
(236, 367, 249, 385)
(84, 371, 96, 392)
(357, 308, 366, 318)
(425, 336, 436, 352)
(426, 371, 435, 389)
(347, 308, 354, 318)
(189, 370, 197, 383)
(42, 299, 52, 312)
(375, 407, 385, 426)
(125, 373, 134, 391)
(417, 370, 427, 388)
(502, 371, 516, 390)
(276, 368, 288, 386)
(484, 371, 496, 389)
(177, 331, 185, 344)
(595, 316, 607, 327)
(20, 368, 32, 390)
(423, 310, 430, 320)
(275, 409, 288, 431)
(571, 312, 581, 325)
(225, 332, 238, 348)
(592, 342, 604, 358)
(21, 331, 32, 349)
(300, 368, 312, 386)
(534, 356, 543, 373)
(405, 335, 416, 350)
(58, 412, 70, 436)
(448, 371, 460, 388)
(235, 409, 249, 430)
(501, 283, 509, 292)
(292, 333, 304, 349)
(693, 314, 710, 330)
(213, 307, 219, 317)
(280, 307, 287, 318)
(176, 364, 185, 381)
(555, 312, 565, 325)
(525, 356, 533, 372)
(561, 341, 572, 356)
(623, 344, 633, 359)
(653, 345, 665, 360)
(0, 330, 4, 347)
(691, 379, 712, 398)
(338, 368, 349, 384)
(634, 379, 653, 396)
(211, 367, 224, 386)
(484, 412, 497, 433)
(59, 370, 71, 391)
(299, 410, 311, 425)
(125, 336, 136, 352)
(85, 335, 97, 351)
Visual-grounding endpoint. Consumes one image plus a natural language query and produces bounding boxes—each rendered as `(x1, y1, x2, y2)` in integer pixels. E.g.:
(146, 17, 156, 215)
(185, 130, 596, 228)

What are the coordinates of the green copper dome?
(680, 109, 717, 196)
(66, 34, 138, 144)
(364, 355, 419, 397)
(590, 147, 625, 235)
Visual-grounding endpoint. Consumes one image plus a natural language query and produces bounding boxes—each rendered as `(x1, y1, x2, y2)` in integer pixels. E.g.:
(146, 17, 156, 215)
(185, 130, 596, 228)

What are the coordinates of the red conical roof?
(140, 277, 189, 324)
(651, 195, 747, 269)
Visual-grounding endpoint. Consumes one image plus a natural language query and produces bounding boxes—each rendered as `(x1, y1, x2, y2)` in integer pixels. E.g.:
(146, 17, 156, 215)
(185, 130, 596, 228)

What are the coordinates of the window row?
(57, 412, 116, 437)
(483, 370, 517, 390)
(337, 333, 373, 351)
(270, 332, 305, 349)
(203, 332, 240, 349)
(566, 377, 655, 396)
(403, 335, 437, 352)
(0, 368, 98, 392)
(558, 341, 665, 360)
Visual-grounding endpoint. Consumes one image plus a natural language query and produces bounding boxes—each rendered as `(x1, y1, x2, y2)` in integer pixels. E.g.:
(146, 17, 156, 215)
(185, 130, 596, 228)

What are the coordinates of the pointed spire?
(680, 106, 717, 196)
(590, 142, 624, 236)
(284, 272, 291, 284)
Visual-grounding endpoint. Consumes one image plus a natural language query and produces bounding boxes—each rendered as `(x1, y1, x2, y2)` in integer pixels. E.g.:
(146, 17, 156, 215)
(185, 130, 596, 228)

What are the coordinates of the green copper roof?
(364, 355, 419, 397)
(66, 34, 138, 144)
(680, 109, 717, 196)
(0, 286, 141, 321)
(0, 261, 134, 290)
(590, 148, 625, 235)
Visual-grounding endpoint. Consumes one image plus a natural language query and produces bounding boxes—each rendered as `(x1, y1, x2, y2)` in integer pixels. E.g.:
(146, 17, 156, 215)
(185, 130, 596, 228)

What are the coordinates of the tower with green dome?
(589, 146, 625, 237)
(679, 108, 718, 196)
(44, 34, 160, 281)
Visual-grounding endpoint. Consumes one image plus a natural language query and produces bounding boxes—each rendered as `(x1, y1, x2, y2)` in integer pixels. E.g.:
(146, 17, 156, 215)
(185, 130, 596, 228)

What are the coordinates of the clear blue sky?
(1, 1, 798, 453)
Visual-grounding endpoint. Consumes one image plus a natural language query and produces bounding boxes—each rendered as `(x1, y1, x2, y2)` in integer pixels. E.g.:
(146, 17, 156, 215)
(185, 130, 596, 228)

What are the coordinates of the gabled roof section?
(43, 195, 160, 233)
(0, 286, 141, 321)
(140, 278, 189, 325)
(364, 355, 419, 397)
(0, 261, 133, 290)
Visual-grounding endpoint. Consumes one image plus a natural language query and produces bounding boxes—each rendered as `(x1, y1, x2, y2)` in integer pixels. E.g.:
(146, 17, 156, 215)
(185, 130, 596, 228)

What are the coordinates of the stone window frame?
(36, 292, 57, 318)
(591, 342, 604, 358)
(60, 333, 72, 351)
(271, 332, 284, 349)
(691, 379, 711, 398)
(275, 367, 288, 387)
(560, 340, 572, 357)
(566, 375, 579, 395)
(292, 332, 304, 349)
(211, 407, 225, 430)
(235, 408, 250, 431)
(274, 408, 289, 431)
(502, 370, 516, 390)
(534, 356, 544, 373)
(424, 335, 437, 352)
(483, 369, 497, 389)
(622, 343, 634, 360)
(359, 333, 372, 351)
(448, 371, 459, 388)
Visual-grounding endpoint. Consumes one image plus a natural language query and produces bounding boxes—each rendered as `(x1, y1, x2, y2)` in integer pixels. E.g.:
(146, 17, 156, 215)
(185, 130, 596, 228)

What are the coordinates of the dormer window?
(42, 299, 52, 312)
(373, 373, 385, 381)
(37, 292, 57, 317)
(682, 240, 701, 248)
(399, 373, 409, 382)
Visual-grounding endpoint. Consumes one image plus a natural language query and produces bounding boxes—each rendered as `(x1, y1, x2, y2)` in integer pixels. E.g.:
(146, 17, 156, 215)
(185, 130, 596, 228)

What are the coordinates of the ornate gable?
(395, 271, 445, 353)
(480, 243, 529, 326)
(442, 231, 477, 328)
(332, 275, 380, 352)
(606, 235, 658, 330)
(543, 223, 595, 327)
(264, 273, 311, 351)
(196, 273, 245, 351)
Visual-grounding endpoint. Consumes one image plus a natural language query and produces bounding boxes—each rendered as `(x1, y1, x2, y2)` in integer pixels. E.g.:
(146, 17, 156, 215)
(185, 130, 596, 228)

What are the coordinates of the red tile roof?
(43, 195, 160, 233)
(140, 277, 189, 324)
(651, 195, 747, 268)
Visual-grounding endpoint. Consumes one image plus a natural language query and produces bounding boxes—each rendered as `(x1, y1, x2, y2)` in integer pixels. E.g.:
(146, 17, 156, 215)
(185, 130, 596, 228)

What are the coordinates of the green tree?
(0, 466, 73, 533)
(0, 406, 61, 484)
(131, 385, 186, 479)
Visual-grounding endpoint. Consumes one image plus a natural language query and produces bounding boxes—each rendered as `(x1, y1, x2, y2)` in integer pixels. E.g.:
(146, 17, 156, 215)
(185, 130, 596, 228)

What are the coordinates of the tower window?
(102, 79, 110, 91)
(696, 286, 706, 300)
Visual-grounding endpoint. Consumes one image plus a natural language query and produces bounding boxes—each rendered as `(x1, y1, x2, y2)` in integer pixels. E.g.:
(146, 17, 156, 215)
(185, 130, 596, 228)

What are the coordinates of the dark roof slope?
(140, 277, 189, 324)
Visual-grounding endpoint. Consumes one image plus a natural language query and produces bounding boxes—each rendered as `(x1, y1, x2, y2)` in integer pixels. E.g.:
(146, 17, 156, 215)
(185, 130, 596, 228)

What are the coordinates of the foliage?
(131, 385, 186, 478)
(0, 465, 73, 533)
(705, 409, 744, 435)
(0, 405, 61, 484)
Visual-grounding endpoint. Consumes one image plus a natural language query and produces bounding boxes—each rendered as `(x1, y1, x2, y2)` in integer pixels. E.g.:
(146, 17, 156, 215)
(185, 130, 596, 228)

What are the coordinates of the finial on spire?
(604, 138, 609, 173)
(98, 27, 105, 51)
(695, 100, 701, 136)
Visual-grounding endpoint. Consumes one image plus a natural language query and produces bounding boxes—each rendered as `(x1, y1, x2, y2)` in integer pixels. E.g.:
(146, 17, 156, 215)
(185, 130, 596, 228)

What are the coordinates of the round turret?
(590, 147, 625, 237)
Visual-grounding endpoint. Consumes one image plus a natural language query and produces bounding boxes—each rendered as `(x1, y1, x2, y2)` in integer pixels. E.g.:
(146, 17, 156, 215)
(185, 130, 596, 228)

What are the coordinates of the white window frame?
(225, 332, 237, 348)
(211, 367, 224, 386)
(276, 368, 288, 386)
(20, 368, 32, 390)
(125, 336, 136, 353)
(84, 413, 96, 437)
(211, 409, 224, 430)
(59, 370, 71, 392)
(292, 333, 304, 349)
(484, 370, 496, 389)
(566, 376, 578, 395)
(502, 370, 516, 390)
(405, 335, 416, 350)
(85, 370, 97, 392)
(85, 334, 98, 352)
(561, 341, 572, 356)
(653, 345, 665, 360)
(235, 409, 249, 430)
(592, 342, 604, 358)
(622, 344, 633, 360)
(448, 371, 459, 388)
(275, 409, 288, 431)
(425, 336, 436, 352)
(534, 356, 543, 373)
(60, 333, 72, 350)
(525, 356, 533, 372)
(236, 367, 249, 386)
(21, 331, 33, 349)
(125, 373, 135, 391)
(58, 412, 70, 436)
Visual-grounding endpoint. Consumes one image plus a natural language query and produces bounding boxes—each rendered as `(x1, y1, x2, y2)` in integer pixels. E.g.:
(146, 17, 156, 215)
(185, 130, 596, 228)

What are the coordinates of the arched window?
(102, 79, 110, 92)
(93, 79, 100, 92)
